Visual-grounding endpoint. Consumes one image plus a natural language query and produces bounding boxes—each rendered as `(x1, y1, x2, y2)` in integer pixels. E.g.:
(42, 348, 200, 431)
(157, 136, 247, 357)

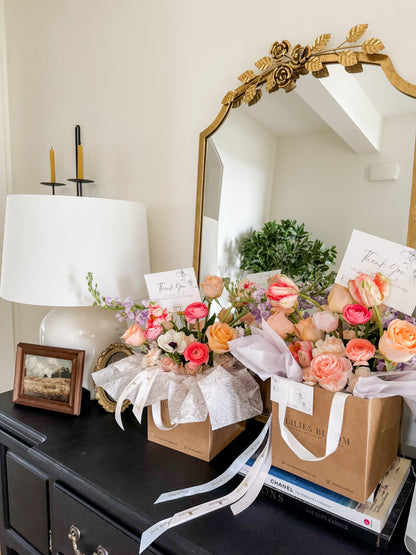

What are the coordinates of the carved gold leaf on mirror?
(193, 24, 416, 282)
(221, 24, 385, 109)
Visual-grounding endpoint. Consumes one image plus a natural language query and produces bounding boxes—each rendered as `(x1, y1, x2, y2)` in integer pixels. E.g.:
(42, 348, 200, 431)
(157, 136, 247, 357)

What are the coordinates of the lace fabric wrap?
(92, 354, 263, 430)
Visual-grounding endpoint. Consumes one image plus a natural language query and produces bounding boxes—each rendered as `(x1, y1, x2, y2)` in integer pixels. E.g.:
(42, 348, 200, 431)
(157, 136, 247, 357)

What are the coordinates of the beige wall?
(1, 0, 416, 388)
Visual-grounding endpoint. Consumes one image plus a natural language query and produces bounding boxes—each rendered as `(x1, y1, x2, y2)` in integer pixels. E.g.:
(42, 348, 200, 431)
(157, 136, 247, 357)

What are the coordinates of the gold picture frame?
(93, 343, 134, 413)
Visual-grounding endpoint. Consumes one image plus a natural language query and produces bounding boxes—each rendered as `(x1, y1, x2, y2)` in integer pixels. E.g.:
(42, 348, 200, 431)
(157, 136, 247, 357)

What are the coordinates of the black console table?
(0, 390, 411, 555)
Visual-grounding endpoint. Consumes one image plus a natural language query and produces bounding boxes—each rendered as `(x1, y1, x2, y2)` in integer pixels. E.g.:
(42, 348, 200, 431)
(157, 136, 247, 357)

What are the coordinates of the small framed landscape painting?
(13, 343, 85, 415)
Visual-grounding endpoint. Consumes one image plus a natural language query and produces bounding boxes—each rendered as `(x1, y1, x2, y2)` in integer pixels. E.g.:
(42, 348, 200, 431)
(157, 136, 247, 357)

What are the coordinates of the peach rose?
(294, 317, 324, 342)
(302, 366, 318, 386)
(311, 354, 352, 392)
(267, 311, 295, 339)
(206, 322, 238, 354)
(201, 275, 224, 299)
(311, 310, 339, 333)
(312, 336, 346, 358)
(218, 307, 233, 324)
(348, 273, 389, 308)
(345, 338, 375, 364)
(141, 348, 161, 368)
(121, 323, 146, 346)
(160, 356, 182, 373)
(266, 275, 299, 310)
(327, 284, 354, 313)
(379, 319, 416, 363)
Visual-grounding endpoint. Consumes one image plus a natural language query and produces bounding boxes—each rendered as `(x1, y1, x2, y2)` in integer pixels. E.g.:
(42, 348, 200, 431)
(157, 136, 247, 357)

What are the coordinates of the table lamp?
(0, 194, 150, 397)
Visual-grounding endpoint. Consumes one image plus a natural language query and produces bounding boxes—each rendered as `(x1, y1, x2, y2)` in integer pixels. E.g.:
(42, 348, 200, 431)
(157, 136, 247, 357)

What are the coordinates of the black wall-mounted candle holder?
(40, 181, 66, 195)
(67, 125, 94, 197)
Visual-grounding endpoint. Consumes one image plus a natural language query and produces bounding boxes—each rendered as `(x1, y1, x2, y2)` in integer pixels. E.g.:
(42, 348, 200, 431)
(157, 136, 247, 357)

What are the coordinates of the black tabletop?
(0, 390, 411, 555)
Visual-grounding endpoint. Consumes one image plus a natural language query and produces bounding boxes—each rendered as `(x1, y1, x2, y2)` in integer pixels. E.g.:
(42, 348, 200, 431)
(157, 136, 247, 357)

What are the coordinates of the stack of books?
(240, 456, 413, 549)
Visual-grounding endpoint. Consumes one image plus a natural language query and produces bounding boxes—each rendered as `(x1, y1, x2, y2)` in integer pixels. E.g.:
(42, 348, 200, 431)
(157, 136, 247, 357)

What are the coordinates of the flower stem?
(298, 293, 324, 311)
(230, 308, 250, 326)
(373, 305, 384, 339)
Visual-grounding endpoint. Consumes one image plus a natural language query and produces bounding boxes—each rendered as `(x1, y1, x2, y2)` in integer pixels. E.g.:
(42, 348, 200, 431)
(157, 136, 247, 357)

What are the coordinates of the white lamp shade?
(0, 195, 150, 306)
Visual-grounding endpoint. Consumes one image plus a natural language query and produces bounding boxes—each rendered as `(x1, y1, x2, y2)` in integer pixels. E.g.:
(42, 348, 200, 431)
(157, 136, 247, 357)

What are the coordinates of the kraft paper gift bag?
(271, 377, 402, 503)
(147, 401, 245, 462)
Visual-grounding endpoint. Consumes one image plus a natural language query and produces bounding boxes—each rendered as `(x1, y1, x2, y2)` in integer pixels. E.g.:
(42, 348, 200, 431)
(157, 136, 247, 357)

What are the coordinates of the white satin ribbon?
(115, 368, 161, 430)
(139, 420, 272, 554)
(151, 402, 178, 431)
(278, 378, 348, 461)
(155, 415, 271, 503)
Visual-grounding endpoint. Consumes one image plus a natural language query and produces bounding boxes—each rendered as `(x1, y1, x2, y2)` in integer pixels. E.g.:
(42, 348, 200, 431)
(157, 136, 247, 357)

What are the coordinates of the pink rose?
(379, 319, 416, 363)
(311, 310, 339, 332)
(348, 273, 390, 308)
(121, 323, 146, 346)
(327, 284, 354, 313)
(201, 275, 224, 299)
(145, 323, 163, 340)
(311, 354, 352, 392)
(184, 302, 209, 324)
(183, 341, 210, 369)
(266, 275, 299, 310)
(267, 311, 295, 339)
(345, 338, 375, 364)
(312, 336, 346, 358)
(343, 304, 372, 325)
(289, 340, 313, 368)
(294, 317, 324, 342)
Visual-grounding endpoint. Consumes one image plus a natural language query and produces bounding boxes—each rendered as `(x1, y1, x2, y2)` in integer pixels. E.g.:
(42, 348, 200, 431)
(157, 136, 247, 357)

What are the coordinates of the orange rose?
(201, 275, 224, 299)
(294, 317, 324, 342)
(206, 322, 238, 354)
(327, 284, 354, 313)
(379, 319, 416, 363)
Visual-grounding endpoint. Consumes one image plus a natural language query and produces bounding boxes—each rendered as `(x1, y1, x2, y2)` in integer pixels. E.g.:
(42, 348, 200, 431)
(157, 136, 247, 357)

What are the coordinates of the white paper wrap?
(92, 354, 263, 431)
(228, 320, 303, 382)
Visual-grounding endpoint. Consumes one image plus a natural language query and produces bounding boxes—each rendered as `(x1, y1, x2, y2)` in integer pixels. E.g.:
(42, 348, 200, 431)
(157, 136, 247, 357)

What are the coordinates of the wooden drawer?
(51, 483, 141, 555)
(6, 451, 49, 554)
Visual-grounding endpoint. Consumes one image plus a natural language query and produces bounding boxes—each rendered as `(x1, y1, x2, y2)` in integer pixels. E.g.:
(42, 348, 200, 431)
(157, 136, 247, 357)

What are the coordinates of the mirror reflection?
(200, 64, 416, 282)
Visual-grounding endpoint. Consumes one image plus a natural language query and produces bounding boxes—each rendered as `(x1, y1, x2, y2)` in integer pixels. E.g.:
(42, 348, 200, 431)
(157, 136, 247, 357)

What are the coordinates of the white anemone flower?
(157, 329, 188, 354)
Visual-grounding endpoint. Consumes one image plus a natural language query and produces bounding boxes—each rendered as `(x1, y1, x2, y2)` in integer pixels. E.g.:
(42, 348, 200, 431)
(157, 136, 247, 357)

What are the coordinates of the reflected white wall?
(270, 113, 416, 265)
(211, 109, 277, 278)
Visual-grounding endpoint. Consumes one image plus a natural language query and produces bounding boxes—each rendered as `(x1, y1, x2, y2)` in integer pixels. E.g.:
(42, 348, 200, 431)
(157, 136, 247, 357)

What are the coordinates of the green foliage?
(239, 219, 337, 292)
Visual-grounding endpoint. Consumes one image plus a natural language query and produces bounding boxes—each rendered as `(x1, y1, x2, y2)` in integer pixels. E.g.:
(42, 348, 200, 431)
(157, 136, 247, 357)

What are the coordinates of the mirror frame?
(193, 30, 416, 282)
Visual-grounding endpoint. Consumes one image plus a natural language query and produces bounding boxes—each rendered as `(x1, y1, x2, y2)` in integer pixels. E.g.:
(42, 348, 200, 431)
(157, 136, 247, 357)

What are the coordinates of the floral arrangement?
(262, 272, 416, 393)
(87, 272, 274, 375)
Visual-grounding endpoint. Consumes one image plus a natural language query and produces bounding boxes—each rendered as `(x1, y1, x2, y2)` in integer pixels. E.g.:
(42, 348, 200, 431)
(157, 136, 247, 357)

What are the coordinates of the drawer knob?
(68, 525, 109, 555)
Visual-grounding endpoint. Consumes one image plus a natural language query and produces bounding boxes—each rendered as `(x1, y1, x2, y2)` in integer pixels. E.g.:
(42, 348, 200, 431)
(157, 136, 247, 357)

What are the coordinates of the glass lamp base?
(39, 306, 126, 398)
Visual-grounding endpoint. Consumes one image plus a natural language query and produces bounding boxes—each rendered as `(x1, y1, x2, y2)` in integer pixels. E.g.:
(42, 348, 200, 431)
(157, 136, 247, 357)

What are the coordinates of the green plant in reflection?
(239, 219, 337, 294)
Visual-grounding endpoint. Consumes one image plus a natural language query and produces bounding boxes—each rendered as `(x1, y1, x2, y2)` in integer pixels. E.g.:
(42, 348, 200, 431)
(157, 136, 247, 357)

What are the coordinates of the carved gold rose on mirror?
(222, 24, 385, 109)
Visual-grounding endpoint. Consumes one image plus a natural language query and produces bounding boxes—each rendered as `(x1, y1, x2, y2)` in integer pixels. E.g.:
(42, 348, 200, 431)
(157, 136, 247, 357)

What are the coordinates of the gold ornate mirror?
(193, 24, 416, 282)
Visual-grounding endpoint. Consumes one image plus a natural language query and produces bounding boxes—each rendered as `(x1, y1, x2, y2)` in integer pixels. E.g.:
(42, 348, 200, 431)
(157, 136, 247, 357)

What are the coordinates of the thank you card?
(145, 267, 201, 312)
(336, 229, 416, 315)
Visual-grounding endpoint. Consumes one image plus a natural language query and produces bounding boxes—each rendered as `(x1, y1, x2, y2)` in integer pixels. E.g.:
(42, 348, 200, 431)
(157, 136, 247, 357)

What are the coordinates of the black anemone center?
(169, 341, 177, 349)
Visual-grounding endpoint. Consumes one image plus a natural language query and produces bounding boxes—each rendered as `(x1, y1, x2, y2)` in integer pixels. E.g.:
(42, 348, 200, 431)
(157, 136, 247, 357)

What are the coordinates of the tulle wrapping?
(92, 354, 263, 430)
(354, 370, 416, 415)
(228, 321, 303, 382)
